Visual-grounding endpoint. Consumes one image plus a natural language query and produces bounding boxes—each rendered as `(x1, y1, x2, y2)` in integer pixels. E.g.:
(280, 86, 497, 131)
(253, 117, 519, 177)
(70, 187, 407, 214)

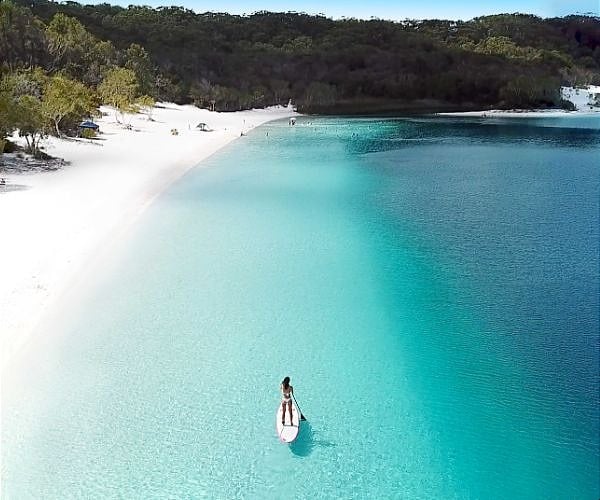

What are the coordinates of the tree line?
(1, 0, 599, 154)
(0, 1, 156, 155)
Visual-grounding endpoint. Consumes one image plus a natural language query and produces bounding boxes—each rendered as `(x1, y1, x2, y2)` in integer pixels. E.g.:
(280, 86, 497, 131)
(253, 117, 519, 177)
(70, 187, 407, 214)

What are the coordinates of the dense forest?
(1, 0, 599, 153)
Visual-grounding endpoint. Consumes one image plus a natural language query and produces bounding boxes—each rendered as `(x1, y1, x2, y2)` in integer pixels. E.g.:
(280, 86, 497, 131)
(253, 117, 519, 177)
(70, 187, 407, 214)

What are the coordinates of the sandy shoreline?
(2, 85, 597, 373)
(439, 85, 600, 117)
(0, 103, 296, 372)
(438, 109, 600, 117)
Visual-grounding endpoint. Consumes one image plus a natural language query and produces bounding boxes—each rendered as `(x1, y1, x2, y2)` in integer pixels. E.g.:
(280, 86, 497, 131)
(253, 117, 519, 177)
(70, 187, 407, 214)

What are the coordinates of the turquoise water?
(2, 115, 599, 498)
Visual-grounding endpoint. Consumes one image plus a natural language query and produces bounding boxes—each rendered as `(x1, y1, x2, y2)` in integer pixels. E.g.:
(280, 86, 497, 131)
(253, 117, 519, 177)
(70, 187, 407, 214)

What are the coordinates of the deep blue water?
(2, 114, 599, 498)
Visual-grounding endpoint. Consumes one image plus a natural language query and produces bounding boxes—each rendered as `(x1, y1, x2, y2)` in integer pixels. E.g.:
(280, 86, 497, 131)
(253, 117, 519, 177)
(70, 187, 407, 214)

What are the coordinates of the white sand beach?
(0, 103, 297, 372)
(439, 85, 600, 117)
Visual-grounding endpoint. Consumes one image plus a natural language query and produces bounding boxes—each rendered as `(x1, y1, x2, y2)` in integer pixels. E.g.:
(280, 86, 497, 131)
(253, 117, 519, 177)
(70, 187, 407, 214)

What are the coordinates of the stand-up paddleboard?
(276, 399, 300, 443)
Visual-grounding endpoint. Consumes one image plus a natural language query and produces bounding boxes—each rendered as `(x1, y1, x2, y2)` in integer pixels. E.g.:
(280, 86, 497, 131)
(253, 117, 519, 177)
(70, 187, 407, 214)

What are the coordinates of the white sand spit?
(0, 103, 297, 371)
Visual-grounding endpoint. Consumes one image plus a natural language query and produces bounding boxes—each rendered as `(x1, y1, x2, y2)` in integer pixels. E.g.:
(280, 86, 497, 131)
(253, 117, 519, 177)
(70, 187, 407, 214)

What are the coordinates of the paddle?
(292, 393, 307, 421)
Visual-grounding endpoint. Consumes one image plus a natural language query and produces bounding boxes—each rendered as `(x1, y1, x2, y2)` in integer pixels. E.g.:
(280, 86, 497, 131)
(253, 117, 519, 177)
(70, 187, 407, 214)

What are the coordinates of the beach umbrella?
(78, 121, 100, 130)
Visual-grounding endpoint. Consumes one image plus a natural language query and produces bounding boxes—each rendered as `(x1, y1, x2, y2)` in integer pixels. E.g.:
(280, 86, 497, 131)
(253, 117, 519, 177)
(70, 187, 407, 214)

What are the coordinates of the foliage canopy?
(1, 0, 599, 116)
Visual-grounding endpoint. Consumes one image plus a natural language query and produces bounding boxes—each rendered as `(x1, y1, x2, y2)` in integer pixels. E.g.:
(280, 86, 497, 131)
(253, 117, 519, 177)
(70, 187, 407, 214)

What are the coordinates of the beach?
(2, 4, 598, 495)
(0, 103, 296, 372)
(439, 85, 600, 117)
(2, 87, 596, 373)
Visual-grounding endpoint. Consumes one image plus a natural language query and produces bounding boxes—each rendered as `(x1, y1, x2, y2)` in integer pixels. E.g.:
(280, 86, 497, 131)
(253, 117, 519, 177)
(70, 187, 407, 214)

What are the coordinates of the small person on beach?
(280, 376, 294, 425)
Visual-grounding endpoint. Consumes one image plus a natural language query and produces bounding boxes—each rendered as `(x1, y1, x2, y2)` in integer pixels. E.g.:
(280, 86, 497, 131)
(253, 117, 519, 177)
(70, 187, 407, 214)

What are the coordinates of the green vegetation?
(1, 69, 48, 155)
(136, 94, 156, 120)
(0, 0, 599, 153)
(80, 127, 97, 139)
(0, 96, 10, 155)
(43, 74, 96, 136)
(98, 67, 139, 121)
(0, 68, 97, 155)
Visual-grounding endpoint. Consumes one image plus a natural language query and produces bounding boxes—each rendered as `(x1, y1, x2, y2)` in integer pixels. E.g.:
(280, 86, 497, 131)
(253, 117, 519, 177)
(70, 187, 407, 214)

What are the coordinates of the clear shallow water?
(3, 115, 599, 498)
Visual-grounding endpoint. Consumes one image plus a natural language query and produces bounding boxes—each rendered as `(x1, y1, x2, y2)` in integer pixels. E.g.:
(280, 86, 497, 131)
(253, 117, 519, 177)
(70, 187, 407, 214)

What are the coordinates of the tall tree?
(43, 74, 96, 136)
(1, 70, 48, 155)
(136, 94, 155, 120)
(98, 67, 139, 121)
(0, 1, 47, 70)
(45, 13, 101, 83)
(125, 43, 155, 97)
(0, 90, 11, 154)
(84, 39, 118, 86)
(13, 94, 46, 155)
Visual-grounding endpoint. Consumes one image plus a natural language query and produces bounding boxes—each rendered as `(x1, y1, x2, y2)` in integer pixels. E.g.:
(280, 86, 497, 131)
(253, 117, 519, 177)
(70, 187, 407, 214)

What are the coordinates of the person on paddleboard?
(280, 377, 294, 425)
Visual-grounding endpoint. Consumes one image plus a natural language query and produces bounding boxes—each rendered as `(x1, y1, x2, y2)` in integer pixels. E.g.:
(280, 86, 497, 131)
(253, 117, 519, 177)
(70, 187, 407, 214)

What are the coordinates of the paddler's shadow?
(290, 421, 315, 456)
(290, 421, 335, 457)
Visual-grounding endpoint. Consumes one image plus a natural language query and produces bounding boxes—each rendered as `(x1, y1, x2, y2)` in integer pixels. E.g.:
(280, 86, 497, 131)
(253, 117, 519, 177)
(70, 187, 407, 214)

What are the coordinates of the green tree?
(84, 40, 118, 86)
(13, 94, 46, 156)
(43, 74, 96, 136)
(46, 13, 114, 85)
(0, 1, 47, 70)
(282, 35, 313, 54)
(472, 36, 543, 61)
(302, 82, 337, 107)
(188, 79, 212, 108)
(125, 43, 155, 96)
(0, 69, 51, 155)
(98, 67, 139, 121)
(136, 94, 155, 120)
(499, 75, 560, 107)
(6, 67, 47, 100)
(0, 91, 11, 154)
(269, 79, 291, 105)
(0, 68, 48, 156)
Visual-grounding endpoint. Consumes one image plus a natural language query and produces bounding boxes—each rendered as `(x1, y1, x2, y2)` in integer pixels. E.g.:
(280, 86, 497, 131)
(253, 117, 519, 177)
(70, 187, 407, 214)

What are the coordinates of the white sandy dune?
(0, 103, 297, 372)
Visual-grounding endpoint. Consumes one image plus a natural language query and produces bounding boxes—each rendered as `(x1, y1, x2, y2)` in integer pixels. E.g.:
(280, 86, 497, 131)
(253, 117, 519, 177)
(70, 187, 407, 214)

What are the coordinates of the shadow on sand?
(0, 183, 30, 194)
(289, 421, 336, 457)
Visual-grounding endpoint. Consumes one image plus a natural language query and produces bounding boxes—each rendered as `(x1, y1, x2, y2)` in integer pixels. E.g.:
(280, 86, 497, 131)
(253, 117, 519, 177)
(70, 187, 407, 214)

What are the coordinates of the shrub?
(560, 99, 576, 111)
(3, 140, 17, 153)
(80, 128, 97, 139)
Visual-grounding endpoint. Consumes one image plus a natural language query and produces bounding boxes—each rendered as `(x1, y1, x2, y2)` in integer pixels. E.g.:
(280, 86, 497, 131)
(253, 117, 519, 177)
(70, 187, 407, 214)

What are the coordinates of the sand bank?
(0, 103, 297, 372)
(439, 85, 600, 117)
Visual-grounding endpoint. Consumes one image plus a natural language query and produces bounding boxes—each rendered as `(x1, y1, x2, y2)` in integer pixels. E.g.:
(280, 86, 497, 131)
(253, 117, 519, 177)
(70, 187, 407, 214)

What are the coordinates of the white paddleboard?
(276, 399, 300, 443)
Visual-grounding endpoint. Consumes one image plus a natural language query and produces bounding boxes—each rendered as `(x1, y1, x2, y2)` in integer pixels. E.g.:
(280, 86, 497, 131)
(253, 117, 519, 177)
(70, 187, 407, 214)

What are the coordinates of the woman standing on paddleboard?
(280, 377, 293, 425)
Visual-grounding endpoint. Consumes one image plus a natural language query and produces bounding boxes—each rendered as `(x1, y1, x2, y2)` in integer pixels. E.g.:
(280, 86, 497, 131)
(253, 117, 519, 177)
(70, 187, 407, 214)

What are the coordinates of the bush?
(80, 128, 97, 139)
(3, 139, 17, 153)
(560, 99, 576, 111)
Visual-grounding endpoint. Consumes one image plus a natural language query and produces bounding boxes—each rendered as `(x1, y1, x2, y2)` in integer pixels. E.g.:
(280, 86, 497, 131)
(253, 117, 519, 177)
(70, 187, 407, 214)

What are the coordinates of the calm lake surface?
(3, 114, 599, 498)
